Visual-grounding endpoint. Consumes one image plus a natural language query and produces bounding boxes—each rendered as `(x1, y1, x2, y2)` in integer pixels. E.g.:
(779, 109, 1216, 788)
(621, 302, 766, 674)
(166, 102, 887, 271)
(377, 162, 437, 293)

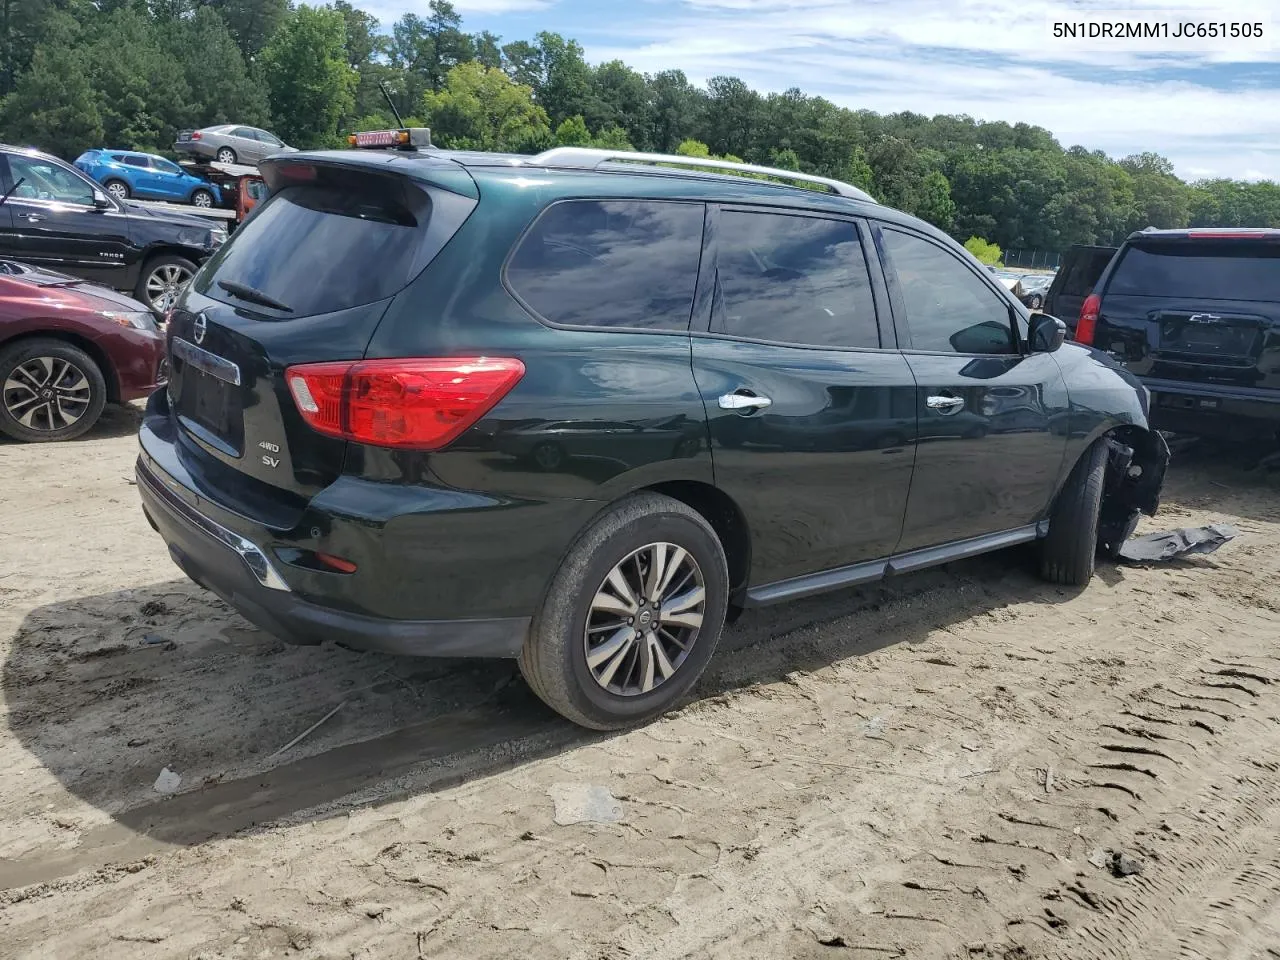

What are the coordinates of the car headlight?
(102, 310, 159, 331)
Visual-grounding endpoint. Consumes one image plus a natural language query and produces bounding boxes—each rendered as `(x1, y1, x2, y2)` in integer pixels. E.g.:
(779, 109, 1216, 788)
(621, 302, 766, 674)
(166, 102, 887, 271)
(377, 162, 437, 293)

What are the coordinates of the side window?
(155, 159, 182, 175)
(121, 156, 149, 168)
(506, 199, 704, 331)
(881, 228, 1016, 355)
(259, 131, 282, 146)
(7, 155, 96, 205)
(231, 127, 256, 139)
(714, 210, 880, 348)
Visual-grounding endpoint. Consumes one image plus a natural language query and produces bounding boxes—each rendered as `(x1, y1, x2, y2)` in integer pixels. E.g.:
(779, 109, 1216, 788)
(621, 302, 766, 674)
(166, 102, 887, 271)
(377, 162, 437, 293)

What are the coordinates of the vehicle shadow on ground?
(2, 542, 1083, 889)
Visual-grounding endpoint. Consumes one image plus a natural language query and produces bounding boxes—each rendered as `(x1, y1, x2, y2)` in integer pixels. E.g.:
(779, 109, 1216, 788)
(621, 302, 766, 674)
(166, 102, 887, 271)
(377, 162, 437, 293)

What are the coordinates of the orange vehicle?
(177, 160, 265, 227)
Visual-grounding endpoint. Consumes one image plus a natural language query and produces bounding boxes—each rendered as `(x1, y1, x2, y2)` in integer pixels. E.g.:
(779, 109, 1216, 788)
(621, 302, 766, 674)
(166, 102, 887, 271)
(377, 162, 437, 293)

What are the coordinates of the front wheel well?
(0, 330, 118, 403)
(1095, 425, 1169, 554)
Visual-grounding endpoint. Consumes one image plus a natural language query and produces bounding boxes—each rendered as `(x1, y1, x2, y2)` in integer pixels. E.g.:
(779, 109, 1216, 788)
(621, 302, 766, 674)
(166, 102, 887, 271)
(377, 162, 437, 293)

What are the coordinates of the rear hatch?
(162, 156, 478, 511)
(1045, 244, 1116, 326)
(1096, 235, 1280, 387)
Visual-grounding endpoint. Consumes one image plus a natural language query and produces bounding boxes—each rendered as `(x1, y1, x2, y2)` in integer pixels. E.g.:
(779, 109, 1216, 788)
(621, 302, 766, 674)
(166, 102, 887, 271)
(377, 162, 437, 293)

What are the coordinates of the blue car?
(73, 149, 222, 208)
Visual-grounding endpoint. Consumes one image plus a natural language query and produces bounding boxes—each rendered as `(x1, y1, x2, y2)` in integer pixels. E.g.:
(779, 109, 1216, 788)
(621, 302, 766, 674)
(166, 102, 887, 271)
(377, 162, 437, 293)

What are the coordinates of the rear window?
(194, 174, 433, 317)
(505, 199, 704, 331)
(1109, 242, 1280, 301)
(1059, 249, 1114, 296)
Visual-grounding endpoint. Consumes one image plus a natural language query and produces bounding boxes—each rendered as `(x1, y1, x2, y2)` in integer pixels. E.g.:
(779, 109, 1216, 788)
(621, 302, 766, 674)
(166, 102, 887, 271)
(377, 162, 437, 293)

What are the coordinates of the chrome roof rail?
(526, 147, 876, 203)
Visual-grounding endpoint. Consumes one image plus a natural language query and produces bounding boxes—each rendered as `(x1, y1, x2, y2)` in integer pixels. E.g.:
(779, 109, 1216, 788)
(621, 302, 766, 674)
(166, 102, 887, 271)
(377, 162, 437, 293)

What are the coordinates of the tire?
(215, 147, 237, 164)
(0, 338, 107, 442)
(190, 188, 214, 208)
(1040, 439, 1108, 586)
(519, 492, 730, 730)
(104, 179, 130, 201)
(1029, 295, 1043, 310)
(135, 254, 198, 314)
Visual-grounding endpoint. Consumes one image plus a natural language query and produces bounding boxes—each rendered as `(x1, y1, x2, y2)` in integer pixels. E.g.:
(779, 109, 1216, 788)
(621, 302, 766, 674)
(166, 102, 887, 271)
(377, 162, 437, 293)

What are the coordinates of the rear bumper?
(1143, 377, 1280, 433)
(136, 454, 531, 657)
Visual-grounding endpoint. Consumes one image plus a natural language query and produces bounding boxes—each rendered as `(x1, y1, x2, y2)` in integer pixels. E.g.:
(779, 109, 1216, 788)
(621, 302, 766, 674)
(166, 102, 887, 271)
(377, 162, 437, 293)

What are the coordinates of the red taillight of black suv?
(1075, 293, 1101, 345)
(285, 357, 526, 450)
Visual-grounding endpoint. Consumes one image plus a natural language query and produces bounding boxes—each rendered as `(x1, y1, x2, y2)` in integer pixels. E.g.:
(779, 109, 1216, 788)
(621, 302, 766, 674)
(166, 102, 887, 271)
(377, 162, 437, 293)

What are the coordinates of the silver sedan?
(173, 125, 296, 166)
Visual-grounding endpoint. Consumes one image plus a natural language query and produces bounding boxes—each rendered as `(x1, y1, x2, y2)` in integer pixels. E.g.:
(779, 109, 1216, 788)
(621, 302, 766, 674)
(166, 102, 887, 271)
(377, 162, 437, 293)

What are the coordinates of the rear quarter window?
(1108, 242, 1280, 301)
(505, 199, 704, 331)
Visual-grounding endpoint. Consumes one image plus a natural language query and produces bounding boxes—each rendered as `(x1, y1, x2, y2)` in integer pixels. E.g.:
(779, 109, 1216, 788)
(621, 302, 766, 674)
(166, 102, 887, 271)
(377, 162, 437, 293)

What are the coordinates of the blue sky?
(367, 0, 1279, 181)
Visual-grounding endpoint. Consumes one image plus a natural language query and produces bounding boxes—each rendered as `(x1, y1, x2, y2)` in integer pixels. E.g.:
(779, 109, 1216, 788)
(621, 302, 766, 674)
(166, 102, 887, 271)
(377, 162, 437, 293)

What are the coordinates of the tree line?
(3, 0, 1276, 252)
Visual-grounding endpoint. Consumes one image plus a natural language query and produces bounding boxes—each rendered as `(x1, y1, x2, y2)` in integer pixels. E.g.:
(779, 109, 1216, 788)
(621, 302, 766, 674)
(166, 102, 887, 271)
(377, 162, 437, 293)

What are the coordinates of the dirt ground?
(2, 404, 1279, 960)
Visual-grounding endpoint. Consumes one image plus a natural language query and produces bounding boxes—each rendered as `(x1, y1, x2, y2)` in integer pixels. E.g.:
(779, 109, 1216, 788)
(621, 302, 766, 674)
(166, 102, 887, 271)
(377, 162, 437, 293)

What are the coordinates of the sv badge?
(258, 440, 280, 469)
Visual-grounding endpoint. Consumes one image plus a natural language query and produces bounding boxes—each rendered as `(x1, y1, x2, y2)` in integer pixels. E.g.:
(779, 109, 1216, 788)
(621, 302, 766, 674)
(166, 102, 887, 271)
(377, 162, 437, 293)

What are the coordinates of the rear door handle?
(21, 213, 44, 222)
(718, 391, 772, 413)
(926, 394, 965, 414)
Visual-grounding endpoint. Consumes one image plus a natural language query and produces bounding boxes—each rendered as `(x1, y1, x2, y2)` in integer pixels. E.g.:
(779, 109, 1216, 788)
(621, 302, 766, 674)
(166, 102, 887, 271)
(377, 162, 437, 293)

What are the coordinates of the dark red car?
(0, 260, 165, 442)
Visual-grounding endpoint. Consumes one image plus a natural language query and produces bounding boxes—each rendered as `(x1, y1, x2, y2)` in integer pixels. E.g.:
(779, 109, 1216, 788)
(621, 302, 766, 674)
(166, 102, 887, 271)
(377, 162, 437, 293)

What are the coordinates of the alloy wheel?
(3, 356, 92, 433)
(107, 182, 128, 200)
(145, 263, 194, 312)
(584, 542, 706, 697)
(192, 191, 212, 208)
(216, 149, 236, 164)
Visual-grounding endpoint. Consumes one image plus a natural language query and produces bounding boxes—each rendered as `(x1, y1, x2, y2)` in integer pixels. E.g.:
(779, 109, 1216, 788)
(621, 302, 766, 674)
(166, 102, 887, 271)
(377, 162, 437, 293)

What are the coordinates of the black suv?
(1078, 228, 1280, 440)
(0, 145, 227, 313)
(135, 141, 1169, 729)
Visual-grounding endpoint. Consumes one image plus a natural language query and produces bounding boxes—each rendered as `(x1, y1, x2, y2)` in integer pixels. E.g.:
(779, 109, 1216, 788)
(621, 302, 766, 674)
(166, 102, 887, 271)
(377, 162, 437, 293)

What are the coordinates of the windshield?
(194, 174, 433, 317)
(1109, 242, 1280, 301)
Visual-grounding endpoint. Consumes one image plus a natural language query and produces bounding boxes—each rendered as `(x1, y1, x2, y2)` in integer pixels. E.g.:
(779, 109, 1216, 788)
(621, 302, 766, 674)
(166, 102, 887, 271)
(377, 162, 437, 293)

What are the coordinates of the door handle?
(718, 391, 772, 413)
(21, 213, 44, 222)
(926, 394, 965, 414)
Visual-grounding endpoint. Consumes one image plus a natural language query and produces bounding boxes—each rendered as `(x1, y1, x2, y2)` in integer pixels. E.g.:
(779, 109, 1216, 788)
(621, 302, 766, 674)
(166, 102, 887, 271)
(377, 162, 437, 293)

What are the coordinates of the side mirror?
(92, 191, 111, 210)
(1029, 312, 1067, 353)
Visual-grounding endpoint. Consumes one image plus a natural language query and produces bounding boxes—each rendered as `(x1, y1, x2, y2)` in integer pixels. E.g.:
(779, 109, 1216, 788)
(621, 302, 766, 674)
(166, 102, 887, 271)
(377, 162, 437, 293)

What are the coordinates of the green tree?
(915, 170, 956, 230)
(964, 236, 1002, 265)
(554, 114, 590, 146)
(590, 59, 651, 149)
(0, 42, 103, 156)
(590, 124, 633, 150)
(334, 0, 380, 69)
(205, 0, 290, 59)
(422, 61, 550, 153)
(261, 5, 356, 148)
(471, 29, 502, 69)
(85, 7, 193, 151)
(648, 69, 704, 153)
(163, 6, 268, 128)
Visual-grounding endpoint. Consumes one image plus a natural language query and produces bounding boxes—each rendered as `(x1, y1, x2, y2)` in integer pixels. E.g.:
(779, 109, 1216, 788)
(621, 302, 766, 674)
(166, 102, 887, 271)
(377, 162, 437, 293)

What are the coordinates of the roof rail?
(527, 147, 876, 203)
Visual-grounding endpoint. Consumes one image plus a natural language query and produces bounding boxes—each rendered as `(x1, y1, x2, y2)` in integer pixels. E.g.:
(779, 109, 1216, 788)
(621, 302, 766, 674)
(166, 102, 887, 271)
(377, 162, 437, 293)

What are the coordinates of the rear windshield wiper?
(217, 279, 293, 312)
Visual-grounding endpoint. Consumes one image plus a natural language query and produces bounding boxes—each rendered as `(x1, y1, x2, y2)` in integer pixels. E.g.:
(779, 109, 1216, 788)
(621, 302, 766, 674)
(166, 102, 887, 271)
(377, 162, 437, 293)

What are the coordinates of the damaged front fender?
(1098, 427, 1171, 556)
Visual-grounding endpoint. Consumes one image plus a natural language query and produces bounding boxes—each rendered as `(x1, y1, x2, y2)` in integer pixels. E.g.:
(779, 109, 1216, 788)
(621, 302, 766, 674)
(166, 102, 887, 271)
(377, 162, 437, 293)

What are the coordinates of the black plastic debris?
(1117, 524, 1238, 563)
(1109, 851, 1144, 877)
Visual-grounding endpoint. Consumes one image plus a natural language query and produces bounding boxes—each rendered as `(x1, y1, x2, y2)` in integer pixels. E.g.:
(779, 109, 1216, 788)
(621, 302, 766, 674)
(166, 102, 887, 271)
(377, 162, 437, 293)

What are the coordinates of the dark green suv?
(135, 137, 1169, 729)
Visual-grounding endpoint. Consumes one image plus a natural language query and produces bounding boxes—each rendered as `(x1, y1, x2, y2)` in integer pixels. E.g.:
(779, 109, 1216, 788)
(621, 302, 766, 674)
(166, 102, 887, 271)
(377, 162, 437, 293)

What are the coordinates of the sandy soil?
(2, 404, 1279, 959)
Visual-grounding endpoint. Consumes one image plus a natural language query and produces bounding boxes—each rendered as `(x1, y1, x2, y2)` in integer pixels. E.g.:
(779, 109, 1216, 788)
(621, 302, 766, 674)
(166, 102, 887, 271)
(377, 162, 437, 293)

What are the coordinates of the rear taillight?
(191, 131, 202, 140)
(285, 357, 525, 450)
(1075, 293, 1101, 345)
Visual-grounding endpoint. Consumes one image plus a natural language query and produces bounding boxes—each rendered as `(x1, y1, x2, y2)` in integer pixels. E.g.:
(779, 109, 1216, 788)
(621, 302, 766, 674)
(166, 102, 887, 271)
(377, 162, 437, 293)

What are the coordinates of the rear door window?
(1109, 242, 1280, 301)
(505, 199, 704, 331)
(713, 209, 880, 348)
(193, 170, 436, 317)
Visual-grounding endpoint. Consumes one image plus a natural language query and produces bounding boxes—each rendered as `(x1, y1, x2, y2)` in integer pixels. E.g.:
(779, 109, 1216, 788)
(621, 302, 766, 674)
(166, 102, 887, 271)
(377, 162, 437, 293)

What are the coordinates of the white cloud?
(580, 0, 1279, 180)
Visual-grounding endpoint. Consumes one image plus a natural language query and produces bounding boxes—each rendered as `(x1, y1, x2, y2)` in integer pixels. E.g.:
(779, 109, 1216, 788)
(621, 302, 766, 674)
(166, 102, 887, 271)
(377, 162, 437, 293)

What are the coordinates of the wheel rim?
(107, 182, 128, 200)
(193, 192, 211, 208)
(3, 356, 92, 432)
(584, 542, 706, 697)
(217, 149, 235, 163)
(145, 263, 194, 312)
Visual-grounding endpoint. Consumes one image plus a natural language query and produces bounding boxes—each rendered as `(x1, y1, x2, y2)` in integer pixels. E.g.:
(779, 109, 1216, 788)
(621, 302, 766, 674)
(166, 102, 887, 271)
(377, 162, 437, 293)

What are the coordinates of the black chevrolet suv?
(0, 145, 226, 313)
(135, 140, 1169, 729)
(1076, 228, 1280, 440)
